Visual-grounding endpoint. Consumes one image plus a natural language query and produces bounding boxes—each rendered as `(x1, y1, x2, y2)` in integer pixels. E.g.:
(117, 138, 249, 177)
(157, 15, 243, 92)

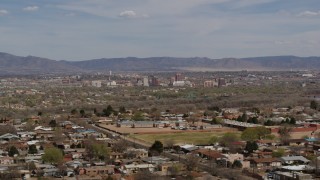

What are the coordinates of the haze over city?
(1, 0, 320, 60)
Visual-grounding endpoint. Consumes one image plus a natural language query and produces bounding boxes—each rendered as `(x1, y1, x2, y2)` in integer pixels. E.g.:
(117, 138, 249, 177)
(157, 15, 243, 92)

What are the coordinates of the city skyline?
(1, 0, 320, 60)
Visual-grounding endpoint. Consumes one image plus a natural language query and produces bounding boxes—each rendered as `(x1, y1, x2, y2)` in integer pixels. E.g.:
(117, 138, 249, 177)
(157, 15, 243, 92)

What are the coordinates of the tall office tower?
(175, 73, 184, 81)
(143, 77, 149, 87)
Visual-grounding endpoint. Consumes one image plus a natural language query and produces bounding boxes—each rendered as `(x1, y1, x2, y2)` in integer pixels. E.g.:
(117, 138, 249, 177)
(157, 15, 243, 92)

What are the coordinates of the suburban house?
(195, 149, 225, 161)
(273, 171, 313, 180)
(78, 165, 115, 176)
(0, 156, 14, 165)
(158, 162, 186, 175)
(280, 156, 310, 165)
(125, 148, 148, 159)
(0, 133, 20, 141)
(123, 163, 155, 174)
(250, 158, 282, 168)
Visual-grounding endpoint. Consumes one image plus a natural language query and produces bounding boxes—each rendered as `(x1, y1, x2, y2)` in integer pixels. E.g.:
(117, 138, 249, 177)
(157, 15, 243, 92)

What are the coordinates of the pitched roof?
(195, 149, 225, 159)
(251, 158, 280, 163)
(280, 156, 310, 163)
(0, 133, 19, 140)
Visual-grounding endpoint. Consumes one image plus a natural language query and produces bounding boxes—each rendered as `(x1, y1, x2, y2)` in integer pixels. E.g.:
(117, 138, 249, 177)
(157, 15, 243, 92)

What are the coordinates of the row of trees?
(71, 105, 127, 118)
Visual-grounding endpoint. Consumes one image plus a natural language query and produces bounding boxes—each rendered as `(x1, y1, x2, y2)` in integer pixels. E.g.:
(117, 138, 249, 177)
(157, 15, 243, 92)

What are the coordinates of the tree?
(285, 118, 290, 124)
(42, 147, 63, 164)
(251, 107, 260, 114)
(241, 128, 259, 142)
(255, 126, 271, 139)
(241, 127, 270, 142)
(91, 143, 110, 160)
(207, 106, 220, 112)
(219, 133, 239, 147)
(103, 105, 114, 117)
(80, 109, 85, 117)
(49, 119, 57, 127)
(103, 109, 112, 117)
(232, 160, 243, 168)
(241, 113, 248, 122)
(25, 162, 37, 171)
(149, 140, 163, 155)
(93, 108, 98, 115)
(24, 119, 35, 131)
(119, 106, 126, 113)
(132, 111, 145, 121)
(85, 139, 110, 161)
(236, 116, 243, 122)
(265, 134, 276, 140)
(212, 117, 223, 124)
(106, 105, 113, 112)
(53, 127, 65, 143)
(209, 136, 219, 145)
(71, 109, 77, 115)
(112, 139, 129, 153)
(244, 141, 258, 154)
(168, 163, 182, 177)
(8, 146, 19, 157)
(272, 148, 285, 158)
(0, 125, 17, 136)
(28, 144, 38, 154)
(185, 154, 200, 171)
(247, 117, 258, 124)
(264, 119, 275, 126)
(290, 117, 296, 125)
(278, 126, 292, 145)
(310, 100, 318, 110)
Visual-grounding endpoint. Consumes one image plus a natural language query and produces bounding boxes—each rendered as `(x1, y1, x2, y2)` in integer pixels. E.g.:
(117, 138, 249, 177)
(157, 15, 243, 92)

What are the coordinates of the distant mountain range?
(1, 52, 320, 75)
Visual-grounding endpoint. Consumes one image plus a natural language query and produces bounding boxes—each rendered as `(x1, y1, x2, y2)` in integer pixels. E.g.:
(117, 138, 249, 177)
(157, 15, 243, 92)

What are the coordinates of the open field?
(98, 124, 240, 145)
(99, 124, 238, 134)
(129, 131, 240, 145)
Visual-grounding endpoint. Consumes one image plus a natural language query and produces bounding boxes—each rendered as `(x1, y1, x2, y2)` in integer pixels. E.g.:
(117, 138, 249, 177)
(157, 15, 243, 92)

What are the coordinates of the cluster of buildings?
(0, 117, 223, 179)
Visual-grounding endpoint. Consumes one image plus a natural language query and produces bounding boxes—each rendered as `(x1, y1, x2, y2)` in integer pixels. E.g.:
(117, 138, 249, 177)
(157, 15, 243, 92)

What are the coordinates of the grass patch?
(130, 131, 240, 145)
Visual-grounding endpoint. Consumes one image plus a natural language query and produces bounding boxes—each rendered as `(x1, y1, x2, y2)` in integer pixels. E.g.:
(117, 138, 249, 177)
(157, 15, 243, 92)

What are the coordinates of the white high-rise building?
(143, 77, 149, 87)
(92, 80, 102, 88)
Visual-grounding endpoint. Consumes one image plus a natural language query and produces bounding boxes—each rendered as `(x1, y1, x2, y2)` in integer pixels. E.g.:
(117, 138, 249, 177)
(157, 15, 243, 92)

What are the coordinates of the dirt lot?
(98, 123, 238, 135)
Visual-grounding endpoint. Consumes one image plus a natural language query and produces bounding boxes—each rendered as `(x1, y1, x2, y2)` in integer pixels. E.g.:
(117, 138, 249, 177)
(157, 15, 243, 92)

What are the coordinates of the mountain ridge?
(0, 52, 319, 75)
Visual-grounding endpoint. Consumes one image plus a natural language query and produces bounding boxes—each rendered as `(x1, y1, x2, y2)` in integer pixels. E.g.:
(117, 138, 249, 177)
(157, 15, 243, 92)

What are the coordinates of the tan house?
(250, 158, 281, 168)
(125, 148, 148, 159)
(0, 156, 14, 165)
(223, 153, 244, 163)
(159, 162, 186, 175)
(195, 149, 225, 161)
(123, 163, 155, 174)
(110, 152, 124, 160)
(79, 165, 115, 177)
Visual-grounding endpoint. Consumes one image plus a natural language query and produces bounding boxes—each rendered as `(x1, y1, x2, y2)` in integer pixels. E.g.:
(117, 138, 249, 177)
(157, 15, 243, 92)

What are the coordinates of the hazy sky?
(1, 0, 320, 60)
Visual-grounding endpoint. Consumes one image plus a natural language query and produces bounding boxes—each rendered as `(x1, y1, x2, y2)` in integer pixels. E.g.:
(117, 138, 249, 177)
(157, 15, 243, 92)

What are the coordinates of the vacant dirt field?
(130, 131, 241, 145)
(98, 123, 238, 135)
(98, 123, 240, 145)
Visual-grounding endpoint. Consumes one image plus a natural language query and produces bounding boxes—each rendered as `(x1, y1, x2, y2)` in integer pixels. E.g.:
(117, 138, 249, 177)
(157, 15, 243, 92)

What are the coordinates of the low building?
(79, 165, 115, 176)
(0, 156, 14, 165)
(125, 148, 148, 159)
(250, 158, 281, 168)
(0, 133, 20, 141)
(195, 149, 225, 161)
(280, 156, 310, 165)
(273, 171, 313, 180)
(123, 163, 155, 174)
